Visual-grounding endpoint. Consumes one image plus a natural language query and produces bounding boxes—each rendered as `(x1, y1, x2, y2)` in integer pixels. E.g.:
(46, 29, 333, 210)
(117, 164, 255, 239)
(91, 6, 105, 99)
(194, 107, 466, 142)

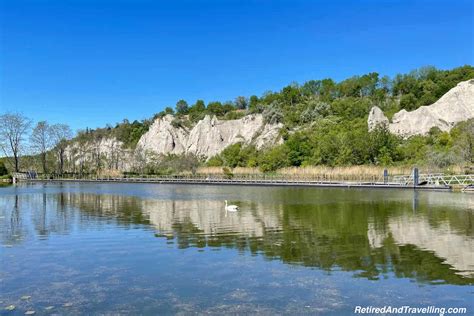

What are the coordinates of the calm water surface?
(1, 183, 473, 315)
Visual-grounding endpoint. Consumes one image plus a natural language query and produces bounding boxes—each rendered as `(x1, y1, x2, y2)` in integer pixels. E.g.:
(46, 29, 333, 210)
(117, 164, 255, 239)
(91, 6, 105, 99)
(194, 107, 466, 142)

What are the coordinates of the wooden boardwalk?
(22, 176, 451, 190)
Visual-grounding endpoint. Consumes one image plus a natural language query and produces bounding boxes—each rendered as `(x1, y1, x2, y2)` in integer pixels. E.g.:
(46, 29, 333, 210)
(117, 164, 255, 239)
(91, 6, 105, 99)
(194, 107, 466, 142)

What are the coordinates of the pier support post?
(383, 169, 388, 184)
(413, 167, 419, 188)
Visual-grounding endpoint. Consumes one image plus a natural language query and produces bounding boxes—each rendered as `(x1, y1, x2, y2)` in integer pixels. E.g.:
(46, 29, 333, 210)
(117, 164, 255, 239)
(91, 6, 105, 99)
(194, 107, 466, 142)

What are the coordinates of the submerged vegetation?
(1, 65, 473, 175)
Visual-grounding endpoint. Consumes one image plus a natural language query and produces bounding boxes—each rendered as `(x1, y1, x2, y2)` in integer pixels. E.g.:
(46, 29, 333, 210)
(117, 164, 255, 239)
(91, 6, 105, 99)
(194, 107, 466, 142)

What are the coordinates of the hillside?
(20, 65, 474, 175)
(369, 79, 474, 136)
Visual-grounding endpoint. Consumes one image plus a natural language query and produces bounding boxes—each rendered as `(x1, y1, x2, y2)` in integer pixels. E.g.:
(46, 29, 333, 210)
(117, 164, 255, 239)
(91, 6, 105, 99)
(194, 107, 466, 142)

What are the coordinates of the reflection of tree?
(35, 193, 48, 236)
(142, 197, 474, 285)
(2, 194, 24, 245)
(1, 190, 472, 286)
(65, 193, 150, 227)
(31, 190, 73, 237)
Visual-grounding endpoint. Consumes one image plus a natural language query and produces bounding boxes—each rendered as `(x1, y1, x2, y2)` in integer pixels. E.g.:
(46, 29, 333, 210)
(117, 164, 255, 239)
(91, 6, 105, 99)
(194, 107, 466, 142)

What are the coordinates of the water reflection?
(1, 186, 472, 286)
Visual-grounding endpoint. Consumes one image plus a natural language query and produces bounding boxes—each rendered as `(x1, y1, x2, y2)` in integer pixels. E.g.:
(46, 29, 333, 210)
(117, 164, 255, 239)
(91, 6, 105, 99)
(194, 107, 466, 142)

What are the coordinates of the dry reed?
(192, 164, 464, 180)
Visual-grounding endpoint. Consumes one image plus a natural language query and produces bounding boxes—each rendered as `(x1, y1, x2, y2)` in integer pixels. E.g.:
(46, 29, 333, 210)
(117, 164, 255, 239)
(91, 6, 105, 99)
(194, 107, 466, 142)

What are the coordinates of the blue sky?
(1, 0, 473, 131)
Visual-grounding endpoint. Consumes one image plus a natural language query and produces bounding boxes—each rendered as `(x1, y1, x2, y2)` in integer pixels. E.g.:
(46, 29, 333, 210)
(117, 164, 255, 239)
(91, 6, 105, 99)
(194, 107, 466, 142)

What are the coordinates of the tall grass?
(195, 165, 463, 181)
(196, 166, 261, 175)
(196, 165, 405, 181)
(277, 166, 410, 181)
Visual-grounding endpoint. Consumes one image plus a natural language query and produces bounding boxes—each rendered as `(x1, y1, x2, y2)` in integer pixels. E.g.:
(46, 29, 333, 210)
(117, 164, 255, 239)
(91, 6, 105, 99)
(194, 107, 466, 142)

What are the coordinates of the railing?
(35, 172, 394, 185)
(12, 172, 28, 180)
(16, 169, 472, 188)
(393, 173, 474, 186)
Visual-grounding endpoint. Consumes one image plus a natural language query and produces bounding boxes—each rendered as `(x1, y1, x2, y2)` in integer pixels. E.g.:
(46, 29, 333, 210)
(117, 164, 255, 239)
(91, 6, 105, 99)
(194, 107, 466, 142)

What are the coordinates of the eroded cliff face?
(368, 79, 474, 136)
(136, 114, 283, 158)
(367, 106, 389, 131)
(65, 137, 134, 172)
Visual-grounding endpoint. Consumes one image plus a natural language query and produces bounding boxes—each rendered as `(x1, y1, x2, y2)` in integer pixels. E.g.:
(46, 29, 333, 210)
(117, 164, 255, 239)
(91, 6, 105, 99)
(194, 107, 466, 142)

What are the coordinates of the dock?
(11, 168, 474, 191)
(17, 175, 452, 190)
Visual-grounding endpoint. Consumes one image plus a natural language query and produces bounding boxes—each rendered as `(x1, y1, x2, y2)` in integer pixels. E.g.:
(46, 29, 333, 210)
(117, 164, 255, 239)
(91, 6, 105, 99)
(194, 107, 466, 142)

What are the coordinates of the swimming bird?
(225, 200, 239, 212)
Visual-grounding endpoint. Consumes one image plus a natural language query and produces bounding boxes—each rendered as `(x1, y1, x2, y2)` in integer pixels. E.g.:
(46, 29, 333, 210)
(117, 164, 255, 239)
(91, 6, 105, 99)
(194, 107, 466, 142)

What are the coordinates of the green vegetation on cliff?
(2, 65, 473, 175)
(203, 65, 474, 171)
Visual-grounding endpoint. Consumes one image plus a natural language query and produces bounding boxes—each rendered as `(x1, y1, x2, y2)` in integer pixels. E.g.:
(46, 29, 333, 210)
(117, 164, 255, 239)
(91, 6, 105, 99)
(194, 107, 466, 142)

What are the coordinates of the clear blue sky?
(1, 0, 473, 131)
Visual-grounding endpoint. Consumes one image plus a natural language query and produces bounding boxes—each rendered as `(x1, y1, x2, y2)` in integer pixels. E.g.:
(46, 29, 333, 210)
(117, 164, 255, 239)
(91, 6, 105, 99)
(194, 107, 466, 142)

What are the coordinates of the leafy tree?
(208, 143, 258, 168)
(258, 145, 291, 172)
(451, 119, 474, 163)
(280, 84, 302, 107)
(222, 101, 235, 114)
(175, 99, 189, 115)
(164, 107, 175, 115)
(234, 96, 248, 110)
(194, 100, 206, 112)
(262, 102, 284, 124)
(301, 80, 322, 96)
(320, 78, 337, 101)
(0, 160, 8, 176)
(220, 143, 243, 167)
(399, 93, 417, 111)
(189, 100, 206, 121)
(285, 132, 312, 166)
(249, 95, 259, 111)
(397, 136, 428, 164)
(206, 155, 223, 167)
(367, 126, 399, 165)
(206, 101, 225, 117)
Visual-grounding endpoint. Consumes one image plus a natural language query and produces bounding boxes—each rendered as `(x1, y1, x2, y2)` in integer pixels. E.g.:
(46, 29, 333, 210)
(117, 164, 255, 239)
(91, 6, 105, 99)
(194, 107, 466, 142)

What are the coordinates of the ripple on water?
(1, 183, 473, 314)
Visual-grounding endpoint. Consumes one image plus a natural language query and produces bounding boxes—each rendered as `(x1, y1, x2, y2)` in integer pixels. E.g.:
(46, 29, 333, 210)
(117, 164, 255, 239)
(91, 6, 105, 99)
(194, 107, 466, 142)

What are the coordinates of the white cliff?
(368, 79, 474, 136)
(66, 137, 134, 172)
(367, 106, 389, 131)
(136, 114, 283, 158)
(136, 115, 189, 156)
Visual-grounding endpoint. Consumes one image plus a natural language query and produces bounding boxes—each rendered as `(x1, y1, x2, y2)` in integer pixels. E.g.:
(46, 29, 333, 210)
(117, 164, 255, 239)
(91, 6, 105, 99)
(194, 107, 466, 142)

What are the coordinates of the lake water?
(1, 182, 473, 315)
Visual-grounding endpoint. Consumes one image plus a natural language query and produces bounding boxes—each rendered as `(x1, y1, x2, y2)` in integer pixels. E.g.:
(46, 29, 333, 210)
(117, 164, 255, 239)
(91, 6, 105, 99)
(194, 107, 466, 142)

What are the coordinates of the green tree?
(234, 96, 248, 110)
(175, 100, 189, 115)
(220, 143, 243, 167)
(258, 145, 290, 172)
(207, 101, 225, 116)
(367, 126, 399, 165)
(285, 132, 312, 166)
(164, 107, 175, 115)
(249, 95, 259, 111)
(399, 93, 417, 111)
(451, 119, 474, 163)
(189, 100, 206, 121)
(0, 160, 8, 176)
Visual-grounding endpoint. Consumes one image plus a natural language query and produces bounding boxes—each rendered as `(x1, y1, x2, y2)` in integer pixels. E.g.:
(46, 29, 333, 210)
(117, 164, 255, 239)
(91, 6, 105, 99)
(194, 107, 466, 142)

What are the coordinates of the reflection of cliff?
(2, 191, 473, 285)
(142, 199, 282, 238)
(368, 216, 474, 277)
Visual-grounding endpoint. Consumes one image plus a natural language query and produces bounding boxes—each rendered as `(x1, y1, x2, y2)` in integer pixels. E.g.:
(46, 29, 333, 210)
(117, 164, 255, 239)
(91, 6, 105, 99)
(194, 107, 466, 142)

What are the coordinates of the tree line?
(0, 113, 72, 175)
(162, 65, 473, 128)
(1, 65, 473, 175)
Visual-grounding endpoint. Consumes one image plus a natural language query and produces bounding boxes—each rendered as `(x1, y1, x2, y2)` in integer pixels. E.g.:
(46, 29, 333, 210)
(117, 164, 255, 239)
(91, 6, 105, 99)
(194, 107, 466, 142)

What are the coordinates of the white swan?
(225, 200, 239, 212)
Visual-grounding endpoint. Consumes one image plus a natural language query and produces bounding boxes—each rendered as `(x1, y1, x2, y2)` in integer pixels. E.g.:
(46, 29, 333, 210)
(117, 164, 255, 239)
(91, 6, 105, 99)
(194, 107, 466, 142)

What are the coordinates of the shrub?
(0, 161, 8, 176)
